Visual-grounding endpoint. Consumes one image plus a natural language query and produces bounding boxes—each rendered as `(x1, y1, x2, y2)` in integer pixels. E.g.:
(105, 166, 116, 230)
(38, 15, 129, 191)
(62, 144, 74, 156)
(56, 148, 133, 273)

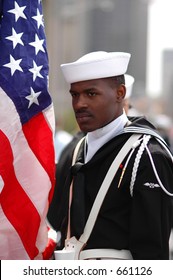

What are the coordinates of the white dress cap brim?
(61, 51, 131, 83)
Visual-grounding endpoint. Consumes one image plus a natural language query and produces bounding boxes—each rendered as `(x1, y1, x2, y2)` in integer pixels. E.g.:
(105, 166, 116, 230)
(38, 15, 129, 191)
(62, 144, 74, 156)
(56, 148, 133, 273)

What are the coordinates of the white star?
(25, 88, 41, 108)
(6, 28, 24, 49)
(3, 55, 23, 76)
(32, 8, 44, 29)
(8, 2, 26, 22)
(29, 34, 45, 55)
(29, 61, 43, 81)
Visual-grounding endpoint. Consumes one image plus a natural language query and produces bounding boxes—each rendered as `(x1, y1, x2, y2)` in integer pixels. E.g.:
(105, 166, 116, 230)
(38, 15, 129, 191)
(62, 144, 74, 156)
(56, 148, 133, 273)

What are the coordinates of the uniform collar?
(85, 111, 128, 163)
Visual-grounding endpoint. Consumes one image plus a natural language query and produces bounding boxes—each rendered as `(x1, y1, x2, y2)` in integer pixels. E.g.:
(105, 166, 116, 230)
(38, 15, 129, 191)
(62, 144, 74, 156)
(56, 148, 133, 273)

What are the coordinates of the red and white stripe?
(0, 87, 55, 259)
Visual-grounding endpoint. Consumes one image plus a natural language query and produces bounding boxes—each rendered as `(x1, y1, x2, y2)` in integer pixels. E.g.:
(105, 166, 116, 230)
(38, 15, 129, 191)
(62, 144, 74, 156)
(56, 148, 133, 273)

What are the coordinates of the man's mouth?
(75, 112, 93, 122)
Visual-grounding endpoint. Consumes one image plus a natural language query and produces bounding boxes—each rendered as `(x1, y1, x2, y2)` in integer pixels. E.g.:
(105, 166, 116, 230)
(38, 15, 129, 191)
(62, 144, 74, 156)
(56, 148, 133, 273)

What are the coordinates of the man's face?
(69, 78, 124, 132)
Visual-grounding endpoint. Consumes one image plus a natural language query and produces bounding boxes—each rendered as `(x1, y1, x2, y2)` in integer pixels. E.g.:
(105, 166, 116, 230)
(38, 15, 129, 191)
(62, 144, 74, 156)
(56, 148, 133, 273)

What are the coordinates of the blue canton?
(0, 0, 52, 124)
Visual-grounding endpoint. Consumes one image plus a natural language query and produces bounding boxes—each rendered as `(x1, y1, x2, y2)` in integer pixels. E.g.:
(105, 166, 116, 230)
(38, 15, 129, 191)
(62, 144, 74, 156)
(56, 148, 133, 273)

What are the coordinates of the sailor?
(50, 51, 173, 259)
(47, 74, 136, 230)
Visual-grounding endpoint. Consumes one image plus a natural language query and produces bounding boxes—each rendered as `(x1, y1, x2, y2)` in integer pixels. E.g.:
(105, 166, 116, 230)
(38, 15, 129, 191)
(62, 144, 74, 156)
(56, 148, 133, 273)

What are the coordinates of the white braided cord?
(130, 135, 151, 197)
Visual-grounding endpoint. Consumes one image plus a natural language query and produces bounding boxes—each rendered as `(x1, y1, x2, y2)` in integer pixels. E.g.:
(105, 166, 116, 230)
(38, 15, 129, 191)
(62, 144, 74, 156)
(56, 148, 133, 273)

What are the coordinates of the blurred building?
(42, 0, 151, 121)
(162, 50, 173, 118)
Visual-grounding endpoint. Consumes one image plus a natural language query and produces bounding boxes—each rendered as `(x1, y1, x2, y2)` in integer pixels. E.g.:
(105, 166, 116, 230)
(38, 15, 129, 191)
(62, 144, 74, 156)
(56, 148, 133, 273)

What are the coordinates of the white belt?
(79, 249, 133, 260)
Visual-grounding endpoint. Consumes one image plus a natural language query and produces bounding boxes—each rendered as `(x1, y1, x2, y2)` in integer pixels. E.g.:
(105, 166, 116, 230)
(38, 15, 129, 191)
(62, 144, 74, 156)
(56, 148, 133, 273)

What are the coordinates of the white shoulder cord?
(144, 140, 173, 197)
(130, 135, 151, 197)
(156, 138, 173, 163)
(130, 135, 173, 197)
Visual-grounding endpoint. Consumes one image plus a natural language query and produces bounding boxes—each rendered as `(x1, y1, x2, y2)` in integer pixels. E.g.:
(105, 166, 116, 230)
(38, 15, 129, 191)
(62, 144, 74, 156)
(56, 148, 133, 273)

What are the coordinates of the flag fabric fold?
(0, 0, 55, 259)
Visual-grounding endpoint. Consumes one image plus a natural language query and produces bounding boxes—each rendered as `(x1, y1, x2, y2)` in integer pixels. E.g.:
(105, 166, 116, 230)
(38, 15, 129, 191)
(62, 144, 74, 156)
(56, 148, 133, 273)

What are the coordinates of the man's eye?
(88, 91, 96, 96)
(71, 92, 78, 97)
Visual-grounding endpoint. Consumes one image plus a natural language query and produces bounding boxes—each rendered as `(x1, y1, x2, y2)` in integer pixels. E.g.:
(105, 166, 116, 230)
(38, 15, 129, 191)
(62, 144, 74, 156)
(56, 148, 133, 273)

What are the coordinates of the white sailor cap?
(125, 74, 135, 99)
(61, 51, 131, 84)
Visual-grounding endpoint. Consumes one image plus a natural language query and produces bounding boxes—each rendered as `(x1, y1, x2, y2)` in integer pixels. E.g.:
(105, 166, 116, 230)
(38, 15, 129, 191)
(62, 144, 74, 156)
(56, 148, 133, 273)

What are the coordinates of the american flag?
(0, 0, 55, 259)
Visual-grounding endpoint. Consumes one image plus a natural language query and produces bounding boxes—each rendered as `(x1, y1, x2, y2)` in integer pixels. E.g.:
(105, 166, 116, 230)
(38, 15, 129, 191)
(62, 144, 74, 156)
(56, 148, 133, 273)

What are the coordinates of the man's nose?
(73, 95, 88, 109)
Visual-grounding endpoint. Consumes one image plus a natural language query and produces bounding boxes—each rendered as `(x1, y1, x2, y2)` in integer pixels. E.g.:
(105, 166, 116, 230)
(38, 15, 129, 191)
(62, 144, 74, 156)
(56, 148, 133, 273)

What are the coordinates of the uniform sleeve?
(129, 143, 173, 259)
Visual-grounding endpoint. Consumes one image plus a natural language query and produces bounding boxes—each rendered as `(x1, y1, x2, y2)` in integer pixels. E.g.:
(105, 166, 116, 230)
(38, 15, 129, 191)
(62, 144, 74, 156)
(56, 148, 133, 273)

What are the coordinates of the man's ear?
(116, 84, 126, 102)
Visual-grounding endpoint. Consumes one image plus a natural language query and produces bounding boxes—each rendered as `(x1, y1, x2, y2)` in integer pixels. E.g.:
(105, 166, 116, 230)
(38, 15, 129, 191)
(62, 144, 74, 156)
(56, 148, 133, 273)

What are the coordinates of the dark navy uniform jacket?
(48, 117, 173, 259)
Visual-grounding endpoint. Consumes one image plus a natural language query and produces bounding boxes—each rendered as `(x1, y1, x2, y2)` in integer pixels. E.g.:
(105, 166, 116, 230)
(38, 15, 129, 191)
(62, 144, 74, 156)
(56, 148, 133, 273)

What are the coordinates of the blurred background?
(42, 0, 173, 150)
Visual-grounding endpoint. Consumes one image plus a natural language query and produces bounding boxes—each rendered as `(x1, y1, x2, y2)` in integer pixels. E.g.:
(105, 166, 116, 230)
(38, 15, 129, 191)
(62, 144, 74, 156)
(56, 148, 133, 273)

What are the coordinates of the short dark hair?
(111, 75, 125, 85)
(105, 75, 125, 88)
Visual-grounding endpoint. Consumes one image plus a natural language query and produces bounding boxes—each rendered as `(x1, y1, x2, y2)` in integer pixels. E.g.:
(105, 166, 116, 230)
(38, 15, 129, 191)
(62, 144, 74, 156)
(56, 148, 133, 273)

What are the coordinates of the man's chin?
(77, 124, 94, 133)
